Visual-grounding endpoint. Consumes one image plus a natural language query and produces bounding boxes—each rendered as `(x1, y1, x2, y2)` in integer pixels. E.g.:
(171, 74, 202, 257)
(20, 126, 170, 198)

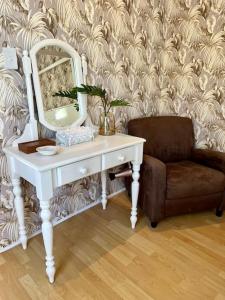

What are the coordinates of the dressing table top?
(5, 134, 145, 171)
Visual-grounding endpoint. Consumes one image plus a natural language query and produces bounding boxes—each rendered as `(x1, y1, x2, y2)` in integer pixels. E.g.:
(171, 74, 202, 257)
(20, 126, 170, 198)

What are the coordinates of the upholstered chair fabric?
(128, 116, 225, 226)
(128, 116, 194, 162)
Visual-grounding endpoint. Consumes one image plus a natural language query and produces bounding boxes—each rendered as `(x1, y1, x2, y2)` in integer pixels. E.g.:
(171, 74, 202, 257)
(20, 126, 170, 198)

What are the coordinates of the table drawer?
(102, 146, 134, 170)
(57, 156, 101, 186)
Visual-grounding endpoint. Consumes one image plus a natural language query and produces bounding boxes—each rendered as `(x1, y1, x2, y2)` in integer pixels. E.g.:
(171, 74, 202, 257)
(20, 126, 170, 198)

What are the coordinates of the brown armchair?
(128, 116, 225, 228)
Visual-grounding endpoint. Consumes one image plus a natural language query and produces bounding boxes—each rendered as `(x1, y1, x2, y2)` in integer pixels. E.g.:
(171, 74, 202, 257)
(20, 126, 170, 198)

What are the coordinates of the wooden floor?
(1, 192, 225, 300)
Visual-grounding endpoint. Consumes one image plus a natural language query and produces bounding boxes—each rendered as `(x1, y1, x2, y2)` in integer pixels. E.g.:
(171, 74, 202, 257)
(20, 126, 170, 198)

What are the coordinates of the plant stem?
(101, 96, 108, 116)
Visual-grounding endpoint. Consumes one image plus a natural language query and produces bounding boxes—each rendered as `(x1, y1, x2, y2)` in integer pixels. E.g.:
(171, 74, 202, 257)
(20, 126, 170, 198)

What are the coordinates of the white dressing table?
(4, 38, 145, 283)
(5, 134, 145, 283)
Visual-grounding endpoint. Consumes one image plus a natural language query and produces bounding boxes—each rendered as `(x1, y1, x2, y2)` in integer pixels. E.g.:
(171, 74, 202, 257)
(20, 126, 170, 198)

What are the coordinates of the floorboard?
(1, 192, 225, 300)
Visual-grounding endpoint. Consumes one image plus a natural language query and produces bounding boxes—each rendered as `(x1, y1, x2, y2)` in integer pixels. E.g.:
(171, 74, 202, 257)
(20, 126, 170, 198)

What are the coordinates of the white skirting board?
(0, 188, 126, 253)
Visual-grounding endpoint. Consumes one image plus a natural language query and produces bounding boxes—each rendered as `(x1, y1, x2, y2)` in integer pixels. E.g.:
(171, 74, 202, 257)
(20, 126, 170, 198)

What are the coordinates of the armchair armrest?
(140, 155, 166, 222)
(143, 154, 166, 178)
(191, 149, 225, 173)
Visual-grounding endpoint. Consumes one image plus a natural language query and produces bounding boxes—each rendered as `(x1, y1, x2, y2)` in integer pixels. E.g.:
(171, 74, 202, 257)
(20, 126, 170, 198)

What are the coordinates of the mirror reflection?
(36, 45, 80, 128)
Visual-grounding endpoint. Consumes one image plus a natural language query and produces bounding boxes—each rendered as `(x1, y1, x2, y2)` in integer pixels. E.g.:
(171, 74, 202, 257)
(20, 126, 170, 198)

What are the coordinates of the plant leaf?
(76, 84, 106, 98)
(52, 87, 78, 100)
(110, 99, 131, 107)
(74, 102, 79, 111)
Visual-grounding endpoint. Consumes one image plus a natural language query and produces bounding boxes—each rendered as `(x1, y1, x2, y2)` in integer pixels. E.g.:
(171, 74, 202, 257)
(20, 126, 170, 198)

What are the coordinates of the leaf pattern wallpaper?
(0, 0, 224, 251)
(161, 0, 225, 150)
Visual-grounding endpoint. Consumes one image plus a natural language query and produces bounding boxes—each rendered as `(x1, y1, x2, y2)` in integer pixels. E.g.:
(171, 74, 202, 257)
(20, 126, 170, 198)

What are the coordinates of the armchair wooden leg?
(216, 208, 223, 217)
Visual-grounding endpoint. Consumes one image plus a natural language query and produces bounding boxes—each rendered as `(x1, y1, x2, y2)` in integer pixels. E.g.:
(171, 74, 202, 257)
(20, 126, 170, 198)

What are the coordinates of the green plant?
(53, 87, 79, 111)
(53, 84, 130, 115)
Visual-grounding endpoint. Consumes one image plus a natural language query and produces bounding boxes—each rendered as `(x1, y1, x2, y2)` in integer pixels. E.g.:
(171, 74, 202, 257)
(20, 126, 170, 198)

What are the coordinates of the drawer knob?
(80, 167, 88, 175)
(118, 155, 125, 162)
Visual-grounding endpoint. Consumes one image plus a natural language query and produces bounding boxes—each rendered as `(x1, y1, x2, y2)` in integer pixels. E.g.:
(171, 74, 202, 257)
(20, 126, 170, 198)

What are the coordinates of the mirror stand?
(13, 49, 88, 147)
(13, 50, 39, 146)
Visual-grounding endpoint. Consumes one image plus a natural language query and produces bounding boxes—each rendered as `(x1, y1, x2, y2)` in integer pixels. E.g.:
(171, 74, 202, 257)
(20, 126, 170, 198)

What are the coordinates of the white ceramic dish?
(36, 146, 59, 156)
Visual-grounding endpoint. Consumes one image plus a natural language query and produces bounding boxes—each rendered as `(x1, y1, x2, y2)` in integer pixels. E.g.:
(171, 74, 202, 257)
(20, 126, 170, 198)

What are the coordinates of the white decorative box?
(56, 126, 97, 147)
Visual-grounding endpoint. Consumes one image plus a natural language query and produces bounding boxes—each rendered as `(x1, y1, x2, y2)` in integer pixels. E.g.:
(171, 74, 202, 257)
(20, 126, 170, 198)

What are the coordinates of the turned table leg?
(101, 170, 107, 210)
(12, 177, 27, 250)
(36, 170, 55, 283)
(130, 162, 140, 229)
(40, 199, 55, 284)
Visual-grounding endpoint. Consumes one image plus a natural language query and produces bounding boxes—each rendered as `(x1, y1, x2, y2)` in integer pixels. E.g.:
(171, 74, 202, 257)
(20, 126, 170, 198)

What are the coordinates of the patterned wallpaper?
(160, 0, 225, 150)
(0, 0, 224, 250)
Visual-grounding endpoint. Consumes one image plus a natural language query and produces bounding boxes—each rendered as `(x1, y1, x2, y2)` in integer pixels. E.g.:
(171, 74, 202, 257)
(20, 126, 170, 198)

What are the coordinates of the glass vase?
(99, 112, 115, 136)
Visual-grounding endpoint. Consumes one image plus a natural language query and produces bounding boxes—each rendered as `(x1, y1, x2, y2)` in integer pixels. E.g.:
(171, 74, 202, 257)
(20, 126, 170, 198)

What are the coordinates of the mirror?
(30, 39, 87, 131)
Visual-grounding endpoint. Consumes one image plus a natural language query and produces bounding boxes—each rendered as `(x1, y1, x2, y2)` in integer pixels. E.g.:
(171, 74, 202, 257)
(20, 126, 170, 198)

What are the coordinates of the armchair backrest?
(128, 116, 194, 163)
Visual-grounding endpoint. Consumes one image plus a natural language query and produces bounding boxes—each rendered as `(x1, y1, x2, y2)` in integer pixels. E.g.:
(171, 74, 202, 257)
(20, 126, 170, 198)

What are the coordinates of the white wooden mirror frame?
(14, 39, 87, 146)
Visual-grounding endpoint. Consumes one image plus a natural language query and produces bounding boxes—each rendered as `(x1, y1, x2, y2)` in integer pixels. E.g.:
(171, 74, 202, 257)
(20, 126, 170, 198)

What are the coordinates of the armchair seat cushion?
(166, 161, 225, 200)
